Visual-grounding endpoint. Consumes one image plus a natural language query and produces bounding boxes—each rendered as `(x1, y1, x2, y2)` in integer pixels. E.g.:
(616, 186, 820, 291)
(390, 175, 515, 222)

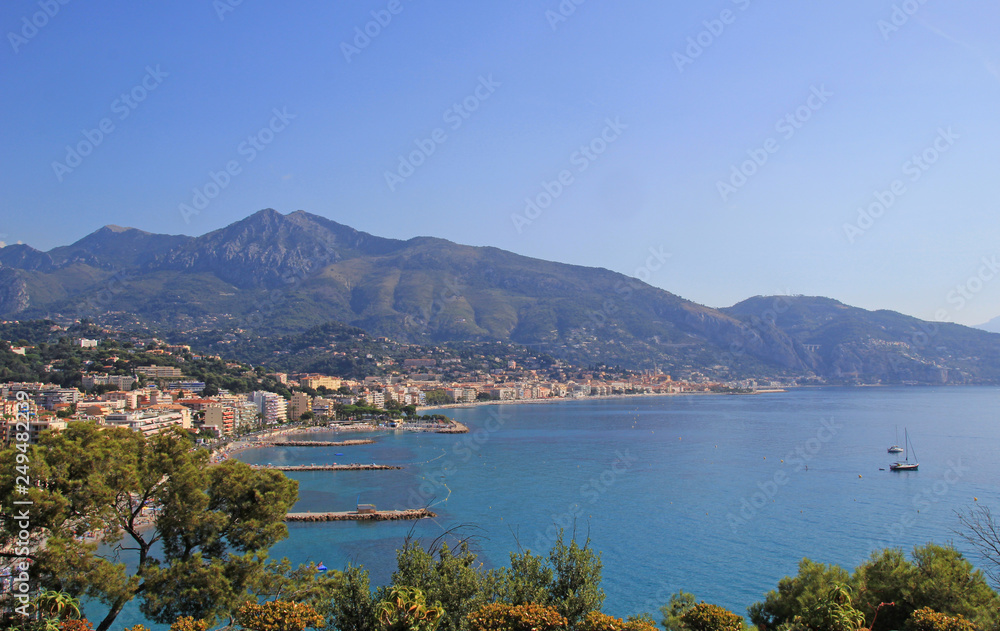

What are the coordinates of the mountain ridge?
(1, 209, 998, 384)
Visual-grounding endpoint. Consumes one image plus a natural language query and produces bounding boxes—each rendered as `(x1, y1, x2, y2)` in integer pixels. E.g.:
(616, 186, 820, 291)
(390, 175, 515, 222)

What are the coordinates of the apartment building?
(288, 391, 313, 421)
(104, 409, 190, 436)
(37, 388, 81, 411)
(204, 404, 236, 435)
(2, 417, 67, 444)
(82, 373, 137, 390)
(135, 365, 184, 379)
(252, 391, 288, 425)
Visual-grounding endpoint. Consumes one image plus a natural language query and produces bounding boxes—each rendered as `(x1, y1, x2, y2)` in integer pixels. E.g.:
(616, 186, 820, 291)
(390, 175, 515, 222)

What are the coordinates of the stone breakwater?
(263, 439, 377, 447)
(251, 464, 402, 471)
(285, 508, 436, 522)
(436, 421, 469, 434)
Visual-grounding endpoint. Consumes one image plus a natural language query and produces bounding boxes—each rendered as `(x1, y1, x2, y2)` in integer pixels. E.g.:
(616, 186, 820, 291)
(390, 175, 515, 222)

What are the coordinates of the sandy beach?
(422, 389, 733, 412)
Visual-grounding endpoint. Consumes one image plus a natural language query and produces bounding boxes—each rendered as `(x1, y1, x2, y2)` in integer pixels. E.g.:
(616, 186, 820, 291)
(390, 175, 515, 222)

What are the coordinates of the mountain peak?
(102, 224, 133, 233)
(245, 207, 284, 223)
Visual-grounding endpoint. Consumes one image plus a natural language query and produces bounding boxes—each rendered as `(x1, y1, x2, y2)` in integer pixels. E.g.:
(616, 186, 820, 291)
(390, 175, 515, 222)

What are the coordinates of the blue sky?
(2, 0, 999, 325)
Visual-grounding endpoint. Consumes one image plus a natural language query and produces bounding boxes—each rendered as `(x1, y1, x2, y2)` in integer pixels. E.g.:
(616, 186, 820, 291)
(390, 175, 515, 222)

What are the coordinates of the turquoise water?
(93, 387, 1000, 627)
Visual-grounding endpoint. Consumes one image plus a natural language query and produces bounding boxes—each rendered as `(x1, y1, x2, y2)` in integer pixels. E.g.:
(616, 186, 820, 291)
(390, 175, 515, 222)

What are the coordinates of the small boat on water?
(887, 425, 904, 453)
(889, 428, 918, 471)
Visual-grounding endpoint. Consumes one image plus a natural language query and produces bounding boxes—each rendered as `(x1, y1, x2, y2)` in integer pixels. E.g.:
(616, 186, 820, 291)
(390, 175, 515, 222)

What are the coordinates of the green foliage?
(907, 544, 998, 626)
(0, 423, 302, 631)
(546, 532, 605, 625)
(466, 603, 567, 631)
(387, 540, 494, 631)
(491, 532, 604, 627)
(423, 390, 451, 406)
(660, 591, 697, 631)
(624, 614, 660, 631)
(383, 530, 603, 631)
(34, 589, 82, 622)
(496, 550, 554, 607)
(247, 557, 345, 625)
(787, 584, 865, 631)
(169, 617, 211, 631)
(235, 600, 326, 631)
(56, 404, 76, 418)
(853, 544, 1000, 631)
(748, 559, 851, 630)
(678, 604, 745, 631)
(577, 610, 657, 631)
(375, 587, 443, 631)
(751, 545, 1000, 631)
(327, 564, 377, 631)
(905, 608, 977, 631)
(850, 548, 911, 631)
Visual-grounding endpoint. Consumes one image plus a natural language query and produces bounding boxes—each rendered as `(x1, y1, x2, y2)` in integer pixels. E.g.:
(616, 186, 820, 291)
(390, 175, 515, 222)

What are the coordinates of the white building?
(104, 409, 190, 436)
(252, 391, 288, 425)
(82, 373, 136, 390)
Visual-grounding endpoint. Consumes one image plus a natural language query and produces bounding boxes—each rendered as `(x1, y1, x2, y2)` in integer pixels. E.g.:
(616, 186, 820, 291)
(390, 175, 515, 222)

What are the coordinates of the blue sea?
(94, 387, 1000, 628)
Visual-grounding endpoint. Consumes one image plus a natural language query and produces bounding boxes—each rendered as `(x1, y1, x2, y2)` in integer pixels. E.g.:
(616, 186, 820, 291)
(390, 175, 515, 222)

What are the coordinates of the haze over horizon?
(3, 1, 999, 325)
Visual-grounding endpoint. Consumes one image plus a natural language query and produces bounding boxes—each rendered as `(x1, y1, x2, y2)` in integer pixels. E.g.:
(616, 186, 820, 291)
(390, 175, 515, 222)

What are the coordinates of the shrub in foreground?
(466, 603, 567, 631)
(905, 607, 977, 631)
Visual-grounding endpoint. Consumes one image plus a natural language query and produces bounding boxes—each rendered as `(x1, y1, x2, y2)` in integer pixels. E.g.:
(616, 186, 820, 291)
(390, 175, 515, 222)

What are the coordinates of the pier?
(251, 463, 402, 471)
(285, 508, 436, 522)
(261, 439, 376, 447)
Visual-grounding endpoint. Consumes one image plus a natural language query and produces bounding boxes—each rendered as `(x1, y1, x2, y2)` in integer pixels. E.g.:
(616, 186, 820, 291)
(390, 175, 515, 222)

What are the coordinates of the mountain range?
(974, 315, 1000, 335)
(2, 208, 998, 384)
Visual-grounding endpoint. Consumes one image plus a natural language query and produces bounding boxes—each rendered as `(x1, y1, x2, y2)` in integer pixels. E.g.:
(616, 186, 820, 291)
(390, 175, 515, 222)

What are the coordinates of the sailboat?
(887, 426, 904, 453)
(889, 429, 918, 471)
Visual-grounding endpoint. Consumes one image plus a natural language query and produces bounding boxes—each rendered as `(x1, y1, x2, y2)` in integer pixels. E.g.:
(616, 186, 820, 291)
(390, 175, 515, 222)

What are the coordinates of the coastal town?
(0, 327, 780, 444)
